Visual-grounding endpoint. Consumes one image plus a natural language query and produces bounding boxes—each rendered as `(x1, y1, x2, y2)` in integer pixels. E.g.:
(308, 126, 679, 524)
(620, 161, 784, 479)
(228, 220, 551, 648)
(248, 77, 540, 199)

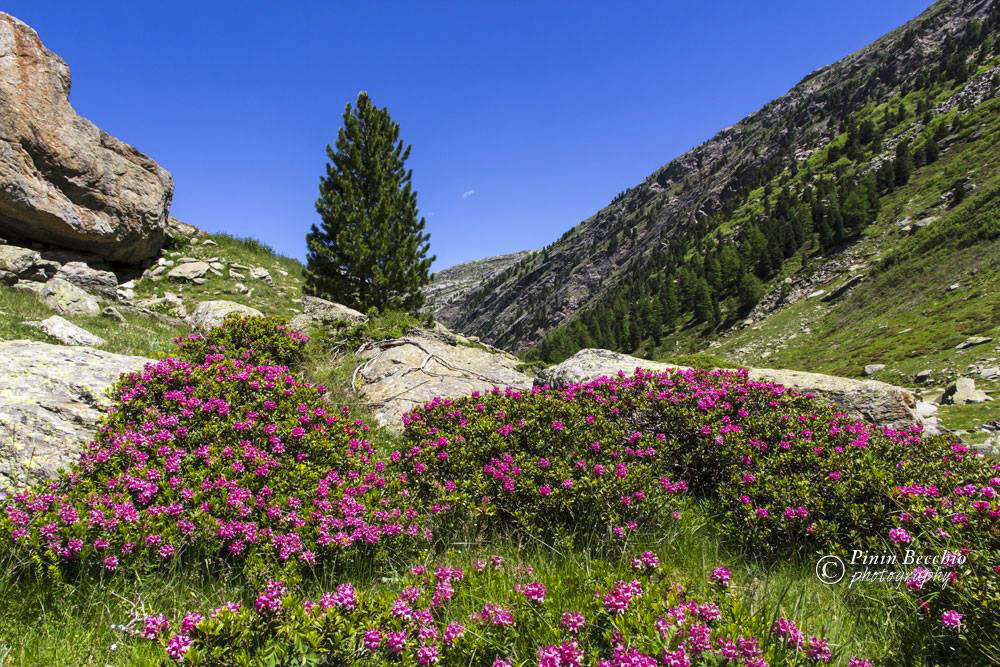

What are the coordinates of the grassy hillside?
(0, 232, 307, 359)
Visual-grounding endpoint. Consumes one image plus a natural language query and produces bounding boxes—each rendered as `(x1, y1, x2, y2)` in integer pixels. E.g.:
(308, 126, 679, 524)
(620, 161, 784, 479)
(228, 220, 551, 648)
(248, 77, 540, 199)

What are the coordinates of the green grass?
(0, 498, 922, 666)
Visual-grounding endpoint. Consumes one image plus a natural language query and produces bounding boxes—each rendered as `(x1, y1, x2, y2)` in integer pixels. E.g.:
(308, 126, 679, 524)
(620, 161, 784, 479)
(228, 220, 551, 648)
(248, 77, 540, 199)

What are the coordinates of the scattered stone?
(288, 295, 367, 330)
(250, 266, 273, 286)
(232, 282, 249, 294)
(54, 261, 119, 300)
(40, 278, 101, 316)
(0, 14, 172, 262)
(942, 377, 991, 405)
(915, 369, 933, 383)
(11, 281, 46, 297)
(201, 239, 217, 246)
(979, 366, 1000, 380)
(229, 270, 246, 280)
(166, 216, 200, 239)
(0, 245, 41, 283)
(167, 261, 211, 282)
(25, 315, 104, 346)
(947, 283, 960, 292)
(807, 290, 826, 299)
(102, 306, 126, 323)
(955, 336, 993, 350)
(187, 300, 263, 330)
(821, 275, 863, 302)
(862, 364, 885, 377)
(0, 340, 153, 490)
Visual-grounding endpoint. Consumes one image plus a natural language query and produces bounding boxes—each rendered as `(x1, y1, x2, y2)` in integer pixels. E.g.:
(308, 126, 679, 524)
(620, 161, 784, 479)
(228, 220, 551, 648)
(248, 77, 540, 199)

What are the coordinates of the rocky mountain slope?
(442, 0, 999, 353)
(423, 250, 533, 323)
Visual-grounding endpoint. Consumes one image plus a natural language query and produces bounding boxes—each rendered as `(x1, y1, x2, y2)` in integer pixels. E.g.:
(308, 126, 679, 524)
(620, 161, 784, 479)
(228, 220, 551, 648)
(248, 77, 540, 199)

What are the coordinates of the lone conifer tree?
(306, 92, 433, 312)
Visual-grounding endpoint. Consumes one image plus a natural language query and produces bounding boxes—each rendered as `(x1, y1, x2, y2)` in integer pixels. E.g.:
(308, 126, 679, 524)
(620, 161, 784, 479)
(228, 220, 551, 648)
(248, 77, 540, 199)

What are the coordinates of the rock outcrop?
(536, 349, 923, 430)
(0, 13, 173, 263)
(0, 340, 152, 490)
(355, 328, 533, 429)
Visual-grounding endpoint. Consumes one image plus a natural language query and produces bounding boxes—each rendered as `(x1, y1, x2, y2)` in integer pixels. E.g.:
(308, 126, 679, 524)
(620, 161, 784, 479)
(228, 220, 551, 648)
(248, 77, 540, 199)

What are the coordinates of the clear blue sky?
(8, 1, 932, 270)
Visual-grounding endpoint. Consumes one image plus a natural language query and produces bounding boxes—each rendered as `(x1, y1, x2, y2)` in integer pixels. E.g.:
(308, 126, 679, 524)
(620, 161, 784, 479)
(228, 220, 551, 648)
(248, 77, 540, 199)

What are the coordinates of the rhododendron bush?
(0, 318, 996, 664)
(143, 552, 871, 666)
(1, 318, 440, 579)
(402, 368, 999, 653)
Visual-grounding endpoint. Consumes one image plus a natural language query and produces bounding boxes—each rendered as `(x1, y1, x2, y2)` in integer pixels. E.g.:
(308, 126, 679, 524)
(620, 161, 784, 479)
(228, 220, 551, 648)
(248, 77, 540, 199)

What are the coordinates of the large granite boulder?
(0, 13, 173, 263)
(536, 349, 922, 430)
(0, 340, 153, 490)
(187, 300, 263, 330)
(355, 329, 533, 429)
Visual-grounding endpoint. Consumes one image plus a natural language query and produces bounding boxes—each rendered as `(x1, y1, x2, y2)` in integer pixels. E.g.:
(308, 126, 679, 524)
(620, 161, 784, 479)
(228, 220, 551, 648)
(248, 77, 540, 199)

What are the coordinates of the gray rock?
(167, 261, 211, 281)
(250, 266, 273, 286)
(54, 261, 118, 300)
(915, 369, 933, 383)
(39, 278, 100, 316)
(11, 281, 46, 297)
(187, 300, 263, 330)
(0, 14, 173, 263)
(979, 366, 1000, 380)
(956, 336, 993, 350)
(25, 315, 104, 346)
(0, 245, 41, 281)
(821, 275, 863, 302)
(942, 377, 991, 405)
(101, 306, 126, 323)
(356, 329, 533, 429)
(0, 340, 153, 490)
(862, 364, 886, 377)
(536, 349, 924, 430)
(289, 295, 367, 331)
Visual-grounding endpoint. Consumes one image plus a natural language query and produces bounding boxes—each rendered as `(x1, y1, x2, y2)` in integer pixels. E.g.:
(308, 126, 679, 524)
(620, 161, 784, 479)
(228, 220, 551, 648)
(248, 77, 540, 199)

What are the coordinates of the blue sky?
(8, 1, 931, 270)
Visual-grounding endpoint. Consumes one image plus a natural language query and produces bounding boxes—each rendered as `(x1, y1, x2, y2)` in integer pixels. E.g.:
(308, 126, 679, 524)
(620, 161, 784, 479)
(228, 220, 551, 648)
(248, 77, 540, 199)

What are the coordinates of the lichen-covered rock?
(40, 277, 100, 315)
(24, 315, 104, 346)
(53, 261, 118, 300)
(167, 261, 211, 282)
(0, 244, 40, 283)
(355, 329, 532, 429)
(536, 349, 923, 430)
(0, 340, 152, 490)
(288, 295, 367, 331)
(187, 300, 262, 330)
(0, 13, 173, 263)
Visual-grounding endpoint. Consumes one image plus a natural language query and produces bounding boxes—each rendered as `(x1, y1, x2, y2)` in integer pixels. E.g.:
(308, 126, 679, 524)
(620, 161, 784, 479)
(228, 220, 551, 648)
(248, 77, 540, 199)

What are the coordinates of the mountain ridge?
(437, 0, 999, 352)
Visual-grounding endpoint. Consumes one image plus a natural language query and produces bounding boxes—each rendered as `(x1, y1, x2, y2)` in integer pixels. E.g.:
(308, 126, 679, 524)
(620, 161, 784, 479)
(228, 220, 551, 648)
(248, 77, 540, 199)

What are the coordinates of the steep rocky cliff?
(423, 250, 533, 324)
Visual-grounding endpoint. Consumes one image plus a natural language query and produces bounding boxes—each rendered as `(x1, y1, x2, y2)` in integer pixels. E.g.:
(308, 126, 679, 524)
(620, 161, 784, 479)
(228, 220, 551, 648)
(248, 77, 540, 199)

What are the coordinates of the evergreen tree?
(692, 278, 714, 323)
(737, 273, 765, 316)
(894, 139, 914, 187)
(306, 92, 434, 312)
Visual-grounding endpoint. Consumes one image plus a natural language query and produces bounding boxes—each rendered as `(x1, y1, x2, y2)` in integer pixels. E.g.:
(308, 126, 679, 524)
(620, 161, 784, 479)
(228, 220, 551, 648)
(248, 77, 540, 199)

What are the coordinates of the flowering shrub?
(401, 367, 998, 657)
(174, 314, 309, 368)
(403, 368, 994, 556)
(400, 384, 689, 540)
(1, 319, 439, 579)
(145, 552, 868, 666)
